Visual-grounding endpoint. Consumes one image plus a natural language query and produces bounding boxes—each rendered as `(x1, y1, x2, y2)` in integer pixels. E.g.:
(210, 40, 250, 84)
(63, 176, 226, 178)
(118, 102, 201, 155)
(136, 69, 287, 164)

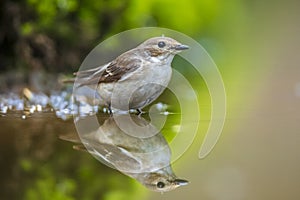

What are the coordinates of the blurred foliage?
(0, 0, 245, 73)
(0, 116, 147, 200)
(20, 153, 145, 200)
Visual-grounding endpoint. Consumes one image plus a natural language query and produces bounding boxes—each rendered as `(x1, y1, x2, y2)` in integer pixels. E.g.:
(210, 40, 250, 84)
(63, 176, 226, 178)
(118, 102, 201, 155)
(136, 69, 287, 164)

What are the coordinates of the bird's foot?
(136, 109, 146, 116)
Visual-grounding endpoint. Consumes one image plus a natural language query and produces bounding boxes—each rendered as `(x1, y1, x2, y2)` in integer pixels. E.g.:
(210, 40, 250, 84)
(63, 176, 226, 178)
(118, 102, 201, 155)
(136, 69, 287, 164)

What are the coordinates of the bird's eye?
(158, 41, 166, 48)
(157, 181, 165, 188)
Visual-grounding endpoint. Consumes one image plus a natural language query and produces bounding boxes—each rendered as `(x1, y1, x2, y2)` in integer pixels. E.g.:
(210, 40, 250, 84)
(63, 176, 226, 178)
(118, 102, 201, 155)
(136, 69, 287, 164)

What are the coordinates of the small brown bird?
(74, 36, 189, 112)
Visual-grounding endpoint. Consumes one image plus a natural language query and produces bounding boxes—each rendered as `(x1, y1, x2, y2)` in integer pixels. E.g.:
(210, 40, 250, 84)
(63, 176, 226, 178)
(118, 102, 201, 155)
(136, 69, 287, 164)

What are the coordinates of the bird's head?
(134, 166, 189, 192)
(137, 36, 189, 63)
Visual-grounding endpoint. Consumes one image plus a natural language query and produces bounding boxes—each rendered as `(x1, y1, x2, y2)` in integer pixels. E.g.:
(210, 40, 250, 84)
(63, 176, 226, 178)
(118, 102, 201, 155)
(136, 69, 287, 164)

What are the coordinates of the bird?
(60, 114, 189, 192)
(73, 36, 189, 112)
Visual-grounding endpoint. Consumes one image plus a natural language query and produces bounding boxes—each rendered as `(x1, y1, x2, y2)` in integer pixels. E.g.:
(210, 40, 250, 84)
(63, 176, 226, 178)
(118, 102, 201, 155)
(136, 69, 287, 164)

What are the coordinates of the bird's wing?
(77, 141, 143, 172)
(74, 63, 109, 86)
(74, 64, 107, 78)
(74, 56, 142, 86)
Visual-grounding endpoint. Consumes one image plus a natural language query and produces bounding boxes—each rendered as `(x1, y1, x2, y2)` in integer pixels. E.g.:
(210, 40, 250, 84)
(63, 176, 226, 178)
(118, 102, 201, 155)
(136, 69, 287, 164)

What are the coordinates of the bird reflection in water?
(61, 114, 188, 192)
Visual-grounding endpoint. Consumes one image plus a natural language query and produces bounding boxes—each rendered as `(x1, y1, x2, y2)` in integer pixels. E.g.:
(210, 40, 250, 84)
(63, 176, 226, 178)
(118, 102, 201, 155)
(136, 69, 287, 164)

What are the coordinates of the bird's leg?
(107, 104, 113, 115)
(136, 108, 142, 114)
(136, 108, 145, 116)
(108, 107, 113, 115)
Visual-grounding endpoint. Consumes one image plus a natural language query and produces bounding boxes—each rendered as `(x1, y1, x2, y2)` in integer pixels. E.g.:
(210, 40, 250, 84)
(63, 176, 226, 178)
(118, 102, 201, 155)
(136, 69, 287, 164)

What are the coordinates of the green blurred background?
(1, 0, 300, 199)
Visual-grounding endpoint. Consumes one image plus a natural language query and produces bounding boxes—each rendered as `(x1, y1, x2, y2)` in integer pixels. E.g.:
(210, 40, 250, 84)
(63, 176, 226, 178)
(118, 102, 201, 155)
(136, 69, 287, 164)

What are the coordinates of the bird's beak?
(174, 179, 189, 186)
(174, 44, 189, 50)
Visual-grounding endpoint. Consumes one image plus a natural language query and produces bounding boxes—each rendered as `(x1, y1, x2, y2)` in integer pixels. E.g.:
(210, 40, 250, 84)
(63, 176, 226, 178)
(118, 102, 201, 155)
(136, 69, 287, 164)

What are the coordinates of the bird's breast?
(98, 62, 172, 110)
